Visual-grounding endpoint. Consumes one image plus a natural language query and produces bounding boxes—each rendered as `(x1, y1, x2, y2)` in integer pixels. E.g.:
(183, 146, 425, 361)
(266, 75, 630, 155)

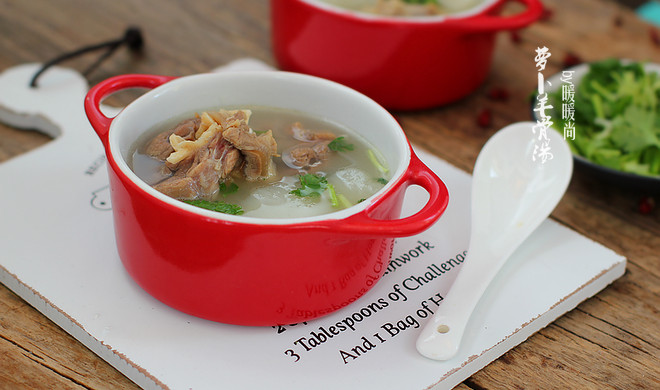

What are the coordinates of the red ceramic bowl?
(84, 71, 449, 326)
(271, 0, 543, 110)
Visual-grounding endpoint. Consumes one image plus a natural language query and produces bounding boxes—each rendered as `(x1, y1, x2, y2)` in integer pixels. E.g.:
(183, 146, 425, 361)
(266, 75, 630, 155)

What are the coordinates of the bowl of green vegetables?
(538, 58, 660, 192)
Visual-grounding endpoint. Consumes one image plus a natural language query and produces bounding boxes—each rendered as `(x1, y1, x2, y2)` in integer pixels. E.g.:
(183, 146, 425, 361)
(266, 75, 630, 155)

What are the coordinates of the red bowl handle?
(448, 0, 544, 32)
(335, 149, 449, 237)
(84, 74, 176, 148)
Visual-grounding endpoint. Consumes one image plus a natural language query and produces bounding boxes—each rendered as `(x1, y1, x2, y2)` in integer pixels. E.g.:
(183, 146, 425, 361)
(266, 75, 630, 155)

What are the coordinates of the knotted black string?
(29, 27, 144, 88)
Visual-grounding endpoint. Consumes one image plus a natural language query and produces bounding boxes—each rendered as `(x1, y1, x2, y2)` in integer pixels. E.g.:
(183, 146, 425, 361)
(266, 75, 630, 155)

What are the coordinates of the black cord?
(29, 27, 144, 88)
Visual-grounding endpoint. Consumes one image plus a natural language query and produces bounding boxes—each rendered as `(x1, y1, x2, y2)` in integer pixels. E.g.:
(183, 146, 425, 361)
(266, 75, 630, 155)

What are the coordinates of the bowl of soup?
(84, 71, 449, 326)
(271, 0, 544, 110)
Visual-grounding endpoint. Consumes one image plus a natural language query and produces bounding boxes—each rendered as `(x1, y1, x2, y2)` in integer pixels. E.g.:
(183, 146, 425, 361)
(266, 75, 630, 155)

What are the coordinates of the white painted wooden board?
(0, 59, 626, 390)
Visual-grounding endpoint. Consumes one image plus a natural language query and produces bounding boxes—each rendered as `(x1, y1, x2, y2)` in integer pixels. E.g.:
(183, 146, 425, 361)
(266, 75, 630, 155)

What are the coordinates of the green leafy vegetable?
(549, 58, 660, 177)
(376, 177, 388, 185)
(290, 174, 328, 197)
(183, 199, 244, 215)
(218, 182, 239, 196)
(328, 136, 354, 152)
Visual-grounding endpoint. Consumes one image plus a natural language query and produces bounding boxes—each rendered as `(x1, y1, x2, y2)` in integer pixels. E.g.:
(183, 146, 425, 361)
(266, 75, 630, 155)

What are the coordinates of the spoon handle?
(416, 246, 503, 360)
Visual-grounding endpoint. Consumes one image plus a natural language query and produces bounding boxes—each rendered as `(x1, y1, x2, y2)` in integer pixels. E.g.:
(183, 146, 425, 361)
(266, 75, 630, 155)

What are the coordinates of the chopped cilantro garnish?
(183, 199, 244, 215)
(328, 184, 339, 207)
(328, 137, 354, 152)
(326, 184, 352, 209)
(218, 181, 239, 196)
(337, 194, 352, 209)
(376, 177, 388, 185)
(290, 173, 328, 197)
(367, 149, 389, 175)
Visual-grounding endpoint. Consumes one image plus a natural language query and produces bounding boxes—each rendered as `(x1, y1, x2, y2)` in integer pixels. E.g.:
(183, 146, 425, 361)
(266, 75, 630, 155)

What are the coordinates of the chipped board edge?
(0, 263, 167, 390)
(429, 258, 627, 390)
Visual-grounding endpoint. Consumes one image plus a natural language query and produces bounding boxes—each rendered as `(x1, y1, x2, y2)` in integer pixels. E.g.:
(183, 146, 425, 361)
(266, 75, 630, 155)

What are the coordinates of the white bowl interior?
(108, 71, 411, 224)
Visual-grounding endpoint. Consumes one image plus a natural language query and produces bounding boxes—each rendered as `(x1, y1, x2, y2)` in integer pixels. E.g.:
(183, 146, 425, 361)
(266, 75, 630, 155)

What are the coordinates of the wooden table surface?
(0, 0, 658, 388)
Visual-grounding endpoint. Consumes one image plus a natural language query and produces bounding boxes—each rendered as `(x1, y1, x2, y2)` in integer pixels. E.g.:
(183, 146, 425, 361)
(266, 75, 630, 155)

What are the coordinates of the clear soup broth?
(129, 106, 390, 219)
(319, 0, 484, 17)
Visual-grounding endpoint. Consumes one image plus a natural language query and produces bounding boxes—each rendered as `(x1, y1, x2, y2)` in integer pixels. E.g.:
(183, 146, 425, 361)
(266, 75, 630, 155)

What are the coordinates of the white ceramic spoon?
(416, 121, 573, 361)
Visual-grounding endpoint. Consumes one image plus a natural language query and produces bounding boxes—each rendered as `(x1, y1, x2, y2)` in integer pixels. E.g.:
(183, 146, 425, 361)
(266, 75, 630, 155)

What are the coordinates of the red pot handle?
(334, 149, 449, 237)
(84, 74, 176, 148)
(447, 0, 544, 32)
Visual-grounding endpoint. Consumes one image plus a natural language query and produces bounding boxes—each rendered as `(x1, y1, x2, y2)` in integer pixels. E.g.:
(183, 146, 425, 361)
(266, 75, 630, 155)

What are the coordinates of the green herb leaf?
(183, 199, 244, 215)
(218, 182, 239, 196)
(609, 105, 659, 153)
(328, 137, 354, 152)
(290, 173, 328, 197)
(376, 177, 388, 185)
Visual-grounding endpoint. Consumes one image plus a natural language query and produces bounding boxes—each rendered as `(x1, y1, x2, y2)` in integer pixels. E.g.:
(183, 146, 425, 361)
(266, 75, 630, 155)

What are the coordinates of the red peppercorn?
(650, 28, 660, 47)
(613, 15, 623, 27)
(563, 52, 582, 68)
(510, 30, 522, 44)
(487, 87, 510, 101)
(540, 6, 554, 21)
(477, 108, 492, 128)
(638, 196, 655, 215)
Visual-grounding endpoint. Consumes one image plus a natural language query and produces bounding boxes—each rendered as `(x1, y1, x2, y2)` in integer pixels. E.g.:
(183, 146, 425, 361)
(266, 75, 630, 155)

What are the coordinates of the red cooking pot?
(271, 0, 544, 110)
(84, 71, 449, 326)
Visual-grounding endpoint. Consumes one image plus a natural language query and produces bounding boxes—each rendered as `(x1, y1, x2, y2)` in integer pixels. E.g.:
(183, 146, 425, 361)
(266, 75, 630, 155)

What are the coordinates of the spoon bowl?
(416, 121, 573, 360)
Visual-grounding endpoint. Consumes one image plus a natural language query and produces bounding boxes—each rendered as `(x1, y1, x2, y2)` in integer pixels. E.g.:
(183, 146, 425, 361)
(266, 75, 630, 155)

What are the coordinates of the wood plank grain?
(0, 126, 52, 163)
(0, 284, 140, 389)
